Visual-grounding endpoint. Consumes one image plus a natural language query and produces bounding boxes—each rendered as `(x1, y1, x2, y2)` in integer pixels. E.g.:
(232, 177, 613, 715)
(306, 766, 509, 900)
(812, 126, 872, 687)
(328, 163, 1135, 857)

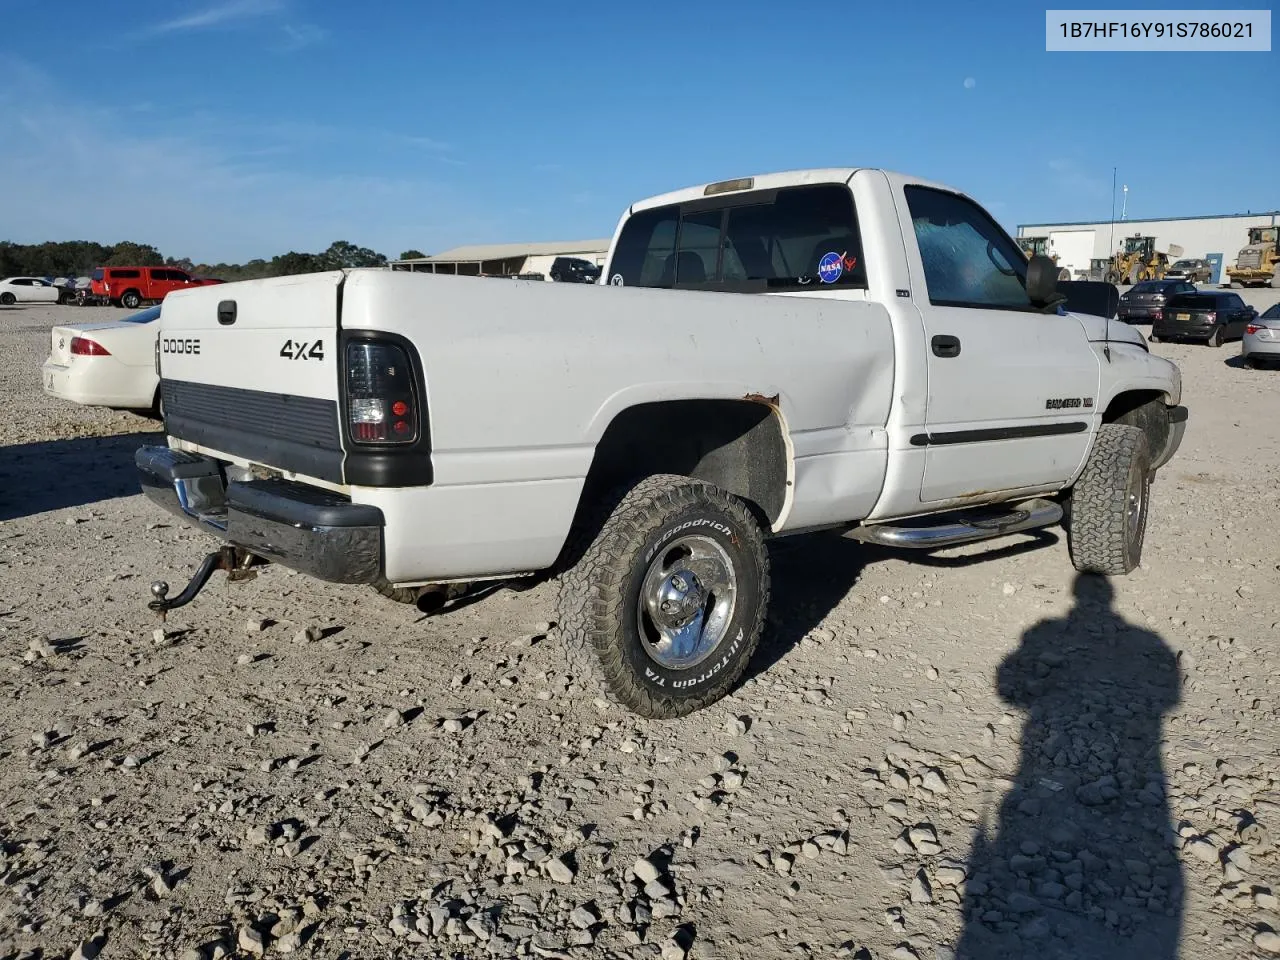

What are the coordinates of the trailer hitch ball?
(147, 547, 242, 620)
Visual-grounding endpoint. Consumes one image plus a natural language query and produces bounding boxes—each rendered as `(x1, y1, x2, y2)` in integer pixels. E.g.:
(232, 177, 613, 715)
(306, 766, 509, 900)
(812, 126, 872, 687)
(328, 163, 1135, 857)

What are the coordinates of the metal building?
(388, 239, 611, 278)
(1017, 211, 1280, 285)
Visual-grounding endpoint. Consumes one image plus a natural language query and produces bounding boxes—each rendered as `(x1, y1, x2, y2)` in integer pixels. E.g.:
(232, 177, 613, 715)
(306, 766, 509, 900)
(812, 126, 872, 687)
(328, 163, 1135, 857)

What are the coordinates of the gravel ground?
(2, 299, 1279, 960)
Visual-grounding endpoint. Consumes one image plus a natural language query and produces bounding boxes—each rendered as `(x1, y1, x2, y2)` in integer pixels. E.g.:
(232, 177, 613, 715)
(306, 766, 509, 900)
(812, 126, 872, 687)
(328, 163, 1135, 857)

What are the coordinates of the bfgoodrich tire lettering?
(1067, 423, 1151, 576)
(556, 474, 769, 719)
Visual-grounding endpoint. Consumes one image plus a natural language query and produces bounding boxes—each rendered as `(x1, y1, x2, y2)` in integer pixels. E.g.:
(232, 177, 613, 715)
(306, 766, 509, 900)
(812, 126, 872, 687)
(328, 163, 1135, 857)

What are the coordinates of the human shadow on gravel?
(954, 573, 1183, 960)
(0, 431, 161, 521)
(747, 529, 1060, 683)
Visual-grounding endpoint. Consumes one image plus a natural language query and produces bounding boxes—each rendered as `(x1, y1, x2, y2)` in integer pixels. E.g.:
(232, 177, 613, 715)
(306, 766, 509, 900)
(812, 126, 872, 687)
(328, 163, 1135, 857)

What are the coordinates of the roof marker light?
(703, 177, 754, 196)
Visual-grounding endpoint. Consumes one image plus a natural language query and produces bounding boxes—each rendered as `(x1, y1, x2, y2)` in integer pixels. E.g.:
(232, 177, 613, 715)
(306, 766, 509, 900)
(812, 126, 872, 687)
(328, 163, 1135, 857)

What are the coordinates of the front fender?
(1094, 343, 1181, 410)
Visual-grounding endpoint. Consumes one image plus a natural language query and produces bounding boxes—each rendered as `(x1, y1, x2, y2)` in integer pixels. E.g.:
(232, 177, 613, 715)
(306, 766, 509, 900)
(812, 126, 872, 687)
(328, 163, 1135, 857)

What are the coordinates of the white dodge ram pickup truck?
(136, 168, 1187, 719)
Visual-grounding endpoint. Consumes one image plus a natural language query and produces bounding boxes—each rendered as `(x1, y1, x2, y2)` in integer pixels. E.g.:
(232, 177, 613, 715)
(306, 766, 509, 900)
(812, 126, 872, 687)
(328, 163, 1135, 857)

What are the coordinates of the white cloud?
(0, 60, 483, 263)
(149, 0, 284, 34)
(277, 22, 326, 51)
(963, 77, 976, 90)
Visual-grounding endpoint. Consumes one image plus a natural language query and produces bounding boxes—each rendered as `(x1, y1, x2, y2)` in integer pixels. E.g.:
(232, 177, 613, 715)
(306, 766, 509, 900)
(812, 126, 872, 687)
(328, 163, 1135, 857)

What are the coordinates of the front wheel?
(0, 292, 15, 305)
(556, 474, 769, 719)
(1066, 424, 1151, 576)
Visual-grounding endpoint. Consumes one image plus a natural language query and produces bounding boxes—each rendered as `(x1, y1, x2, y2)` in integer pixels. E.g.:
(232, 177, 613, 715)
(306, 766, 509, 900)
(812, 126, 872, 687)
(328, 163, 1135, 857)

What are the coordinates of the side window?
(904, 185, 1032, 310)
(12, 278, 31, 286)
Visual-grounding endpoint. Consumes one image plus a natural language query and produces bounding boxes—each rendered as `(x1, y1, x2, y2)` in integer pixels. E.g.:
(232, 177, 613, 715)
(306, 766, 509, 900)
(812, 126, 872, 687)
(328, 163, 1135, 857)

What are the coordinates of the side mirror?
(1054, 280, 1121, 319)
(1026, 255, 1062, 304)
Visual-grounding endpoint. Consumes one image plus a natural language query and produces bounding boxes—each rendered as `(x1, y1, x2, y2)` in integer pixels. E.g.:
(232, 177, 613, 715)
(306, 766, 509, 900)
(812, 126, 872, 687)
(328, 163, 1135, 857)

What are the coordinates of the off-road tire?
(556, 474, 769, 719)
(121, 290, 142, 309)
(1066, 424, 1151, 576)
(0, 292, 15, 305)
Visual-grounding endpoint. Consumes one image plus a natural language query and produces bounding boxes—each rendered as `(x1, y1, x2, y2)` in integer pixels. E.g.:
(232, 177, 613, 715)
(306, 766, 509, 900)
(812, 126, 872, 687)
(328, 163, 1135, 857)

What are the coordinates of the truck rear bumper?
(136, 445, 383, 584)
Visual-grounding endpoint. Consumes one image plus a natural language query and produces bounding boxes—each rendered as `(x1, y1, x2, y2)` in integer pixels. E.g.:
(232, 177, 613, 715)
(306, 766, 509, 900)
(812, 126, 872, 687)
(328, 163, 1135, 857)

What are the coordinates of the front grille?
(161, 379, 344, 483)
(1237, 251, 1263, 270)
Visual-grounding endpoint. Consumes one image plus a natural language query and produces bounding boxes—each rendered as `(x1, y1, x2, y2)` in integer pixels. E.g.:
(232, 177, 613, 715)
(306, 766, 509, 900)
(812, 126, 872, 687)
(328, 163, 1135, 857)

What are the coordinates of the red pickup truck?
(89, 267, 223, 308)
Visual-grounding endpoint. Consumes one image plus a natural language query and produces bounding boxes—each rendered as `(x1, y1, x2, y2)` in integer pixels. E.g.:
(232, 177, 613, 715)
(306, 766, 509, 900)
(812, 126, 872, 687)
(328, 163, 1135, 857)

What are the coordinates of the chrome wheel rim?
(637, 534, 737, 670)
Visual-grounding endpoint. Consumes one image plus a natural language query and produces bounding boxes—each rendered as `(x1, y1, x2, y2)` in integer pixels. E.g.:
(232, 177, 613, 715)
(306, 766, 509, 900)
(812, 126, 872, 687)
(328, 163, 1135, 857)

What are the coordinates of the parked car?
(135, 166, 1187, 720)
(42, 304, 163, 413)
(1242, 303, 1280, 366)
(549, 256, 602, 283)
(88, 266, 222, 308)
(1117, 279, 1197, 322)
(1163, 258, 1213, 283)
(1150, 290, 1257, 346)
(0, 276, 62, 305)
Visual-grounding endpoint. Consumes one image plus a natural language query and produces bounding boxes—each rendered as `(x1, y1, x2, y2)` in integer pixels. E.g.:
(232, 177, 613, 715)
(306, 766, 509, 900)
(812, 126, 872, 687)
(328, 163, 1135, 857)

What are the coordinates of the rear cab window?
(606, 183, 868, 292)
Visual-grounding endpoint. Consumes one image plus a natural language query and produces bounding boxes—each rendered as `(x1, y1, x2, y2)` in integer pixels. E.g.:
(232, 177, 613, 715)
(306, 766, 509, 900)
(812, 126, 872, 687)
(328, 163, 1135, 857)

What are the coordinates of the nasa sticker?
(817, 251, 843, 284)
(610, 274, 624, 286)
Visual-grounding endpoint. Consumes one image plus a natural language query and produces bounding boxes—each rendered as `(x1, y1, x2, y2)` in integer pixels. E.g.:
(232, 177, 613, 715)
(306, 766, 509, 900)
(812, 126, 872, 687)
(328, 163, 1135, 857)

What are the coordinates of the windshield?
(1131, 281, 1173, 293)
(1262, 304, 1280, 319)
(1172, 261, 1194, 268)
(121, 306, 162, 324)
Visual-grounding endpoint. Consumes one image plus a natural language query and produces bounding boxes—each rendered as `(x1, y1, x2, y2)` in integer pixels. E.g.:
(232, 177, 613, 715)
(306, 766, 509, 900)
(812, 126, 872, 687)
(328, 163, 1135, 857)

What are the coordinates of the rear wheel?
(1067, 424, 1151, 576)
(556, 474, 769, 719)
(1208, 325, 1224, 348)
(121, 290, 142, 309)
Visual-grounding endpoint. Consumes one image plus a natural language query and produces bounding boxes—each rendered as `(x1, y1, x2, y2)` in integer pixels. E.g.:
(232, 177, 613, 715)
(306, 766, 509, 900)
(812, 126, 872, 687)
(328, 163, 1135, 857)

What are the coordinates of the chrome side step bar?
(849, 498, 1063, 550)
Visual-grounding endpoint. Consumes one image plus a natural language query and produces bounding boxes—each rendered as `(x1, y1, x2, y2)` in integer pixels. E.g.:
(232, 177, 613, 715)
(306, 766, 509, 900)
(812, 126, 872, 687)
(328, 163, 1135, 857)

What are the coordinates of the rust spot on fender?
(743, 392, 780, 406)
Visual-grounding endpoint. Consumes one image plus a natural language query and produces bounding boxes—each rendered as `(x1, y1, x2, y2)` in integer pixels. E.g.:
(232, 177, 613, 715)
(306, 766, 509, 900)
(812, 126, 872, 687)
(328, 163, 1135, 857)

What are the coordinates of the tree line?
(0, 240, 427, 282)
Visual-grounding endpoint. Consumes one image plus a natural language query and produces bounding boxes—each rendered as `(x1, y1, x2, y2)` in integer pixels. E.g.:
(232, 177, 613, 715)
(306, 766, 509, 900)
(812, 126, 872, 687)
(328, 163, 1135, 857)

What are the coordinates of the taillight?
(345, 341, 417, 444)
(1152, 309, 1163, 320)
(71, 337, 110, 356)
(1247, 323, 1264, 335)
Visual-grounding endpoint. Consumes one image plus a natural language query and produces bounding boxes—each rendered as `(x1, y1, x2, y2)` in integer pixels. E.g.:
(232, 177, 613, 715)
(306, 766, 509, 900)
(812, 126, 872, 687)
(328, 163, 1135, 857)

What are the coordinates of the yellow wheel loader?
(1103, 235, 1184, 285)
(1225, 226, 1279, 288)
(1017, 236, 1071, 281)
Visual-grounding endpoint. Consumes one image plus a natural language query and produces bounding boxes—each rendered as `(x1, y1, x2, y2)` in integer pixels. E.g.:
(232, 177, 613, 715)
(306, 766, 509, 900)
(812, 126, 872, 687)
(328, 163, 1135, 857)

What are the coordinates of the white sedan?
(1, 276, 62, 305)
(42, 305, 162, 412)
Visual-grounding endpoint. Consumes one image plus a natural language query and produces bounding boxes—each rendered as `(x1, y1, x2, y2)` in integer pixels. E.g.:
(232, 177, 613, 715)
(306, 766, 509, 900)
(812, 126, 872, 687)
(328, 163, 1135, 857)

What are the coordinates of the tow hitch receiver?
(149, 546, 258, 620)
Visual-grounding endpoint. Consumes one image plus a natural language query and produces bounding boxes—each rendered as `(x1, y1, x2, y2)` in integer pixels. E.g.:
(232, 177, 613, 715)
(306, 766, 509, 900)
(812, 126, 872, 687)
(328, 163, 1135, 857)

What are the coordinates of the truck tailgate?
(157, 271, 346, 484)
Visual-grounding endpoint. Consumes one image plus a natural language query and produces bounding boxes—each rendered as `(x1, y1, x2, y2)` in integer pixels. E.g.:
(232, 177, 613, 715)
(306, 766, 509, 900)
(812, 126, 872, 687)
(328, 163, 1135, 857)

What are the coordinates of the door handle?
(931, 334, 961, 358)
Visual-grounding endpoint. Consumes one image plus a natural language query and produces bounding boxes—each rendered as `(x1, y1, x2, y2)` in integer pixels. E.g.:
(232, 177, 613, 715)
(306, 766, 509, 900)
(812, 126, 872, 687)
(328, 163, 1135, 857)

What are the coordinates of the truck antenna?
(1105, 167, 1116, 363)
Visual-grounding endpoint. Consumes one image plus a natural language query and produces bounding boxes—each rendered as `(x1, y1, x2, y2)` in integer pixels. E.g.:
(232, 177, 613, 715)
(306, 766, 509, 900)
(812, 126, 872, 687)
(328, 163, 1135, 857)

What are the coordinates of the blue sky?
(1, 0, 1275, 262)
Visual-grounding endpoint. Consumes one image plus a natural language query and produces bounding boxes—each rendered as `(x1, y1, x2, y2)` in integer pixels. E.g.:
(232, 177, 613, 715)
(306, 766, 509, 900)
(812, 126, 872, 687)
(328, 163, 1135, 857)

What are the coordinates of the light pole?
(1121, 184, 1128, 221)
